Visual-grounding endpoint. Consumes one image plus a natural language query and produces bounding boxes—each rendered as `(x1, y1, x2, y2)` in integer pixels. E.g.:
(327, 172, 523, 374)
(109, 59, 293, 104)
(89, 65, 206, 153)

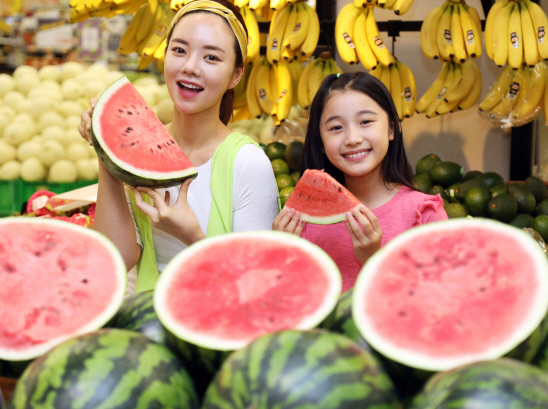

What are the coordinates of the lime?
(415, 153, 441, 175)
(412, 173, 433, 193)
(455, 177, 489, 203)
(523, 176, 548, 203)
(271, 158, 290, 176)
(486, 193, 518, 222)
(490, 184, 508, 198)
(533, 215, 548, 243)
(429, 185, 450, 202)
(508, 184, 536, 214)
(265, 142, 286, 161)
(429, 161, 464, 188)
(279, 186, 294, 208)
(444, 202, 468, 218)
(465, 187, 490, 217)
(291, 171, 300, 186)
(478, 172, 505, 189)
(276, 173, 295, 191)
(509, 214, 535, 229)
(284, 141, 303, 171)
(461, 170, 483, 182)
(536, 199, 548, 216)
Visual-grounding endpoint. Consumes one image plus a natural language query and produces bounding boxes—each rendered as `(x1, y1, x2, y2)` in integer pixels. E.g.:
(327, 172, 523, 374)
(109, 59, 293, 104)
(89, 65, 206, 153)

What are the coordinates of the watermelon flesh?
(353, 218, 548, 372)
(154, 231, 342, 351)
(91, 76, 197, 188)
(284, 169, 361, 224)
(0, 218, 126, 361)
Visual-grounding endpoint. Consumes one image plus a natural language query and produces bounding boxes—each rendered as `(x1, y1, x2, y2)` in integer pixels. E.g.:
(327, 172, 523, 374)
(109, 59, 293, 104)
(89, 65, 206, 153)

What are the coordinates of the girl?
(273, 72, 447, 292)
(79, 0, 279, 293)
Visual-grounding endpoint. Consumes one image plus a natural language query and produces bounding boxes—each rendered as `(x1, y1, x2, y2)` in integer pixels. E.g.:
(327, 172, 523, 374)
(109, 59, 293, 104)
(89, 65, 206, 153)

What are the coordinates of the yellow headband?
(168, 0, 248, 63)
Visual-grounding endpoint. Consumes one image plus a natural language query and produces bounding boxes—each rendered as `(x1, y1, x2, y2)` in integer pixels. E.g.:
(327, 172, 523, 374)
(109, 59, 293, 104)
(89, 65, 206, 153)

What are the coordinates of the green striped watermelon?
(412, 358, 548, 409)
(7, 329, 198, 409)
(202, 330, 399, 409)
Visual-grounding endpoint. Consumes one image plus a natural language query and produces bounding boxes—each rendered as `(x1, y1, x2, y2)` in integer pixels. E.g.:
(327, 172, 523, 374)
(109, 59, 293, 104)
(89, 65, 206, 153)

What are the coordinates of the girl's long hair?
(165, 0, 247, 124)
(301, 71, 415, 189)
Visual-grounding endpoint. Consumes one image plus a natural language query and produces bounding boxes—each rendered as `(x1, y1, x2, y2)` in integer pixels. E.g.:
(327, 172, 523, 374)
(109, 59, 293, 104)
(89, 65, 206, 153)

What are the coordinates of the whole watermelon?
(412, 358, 548, 409)
(7, 329, 198, 409)
(202, 329, 399, 409)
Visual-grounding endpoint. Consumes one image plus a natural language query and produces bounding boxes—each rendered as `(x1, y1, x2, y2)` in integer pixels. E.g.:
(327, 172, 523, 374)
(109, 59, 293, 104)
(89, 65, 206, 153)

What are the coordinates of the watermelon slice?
(352, 218, 548, 372)
(0, 218, 126, 361)
(91, 76, 197, 188)
(284, 169, 361, 224)
(154, 231, 342, 351)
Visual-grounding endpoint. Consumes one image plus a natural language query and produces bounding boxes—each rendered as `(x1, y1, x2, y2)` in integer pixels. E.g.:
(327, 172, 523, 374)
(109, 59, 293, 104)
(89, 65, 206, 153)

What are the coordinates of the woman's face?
(164, 12, 243, 117)
(319, 90, 393, 180)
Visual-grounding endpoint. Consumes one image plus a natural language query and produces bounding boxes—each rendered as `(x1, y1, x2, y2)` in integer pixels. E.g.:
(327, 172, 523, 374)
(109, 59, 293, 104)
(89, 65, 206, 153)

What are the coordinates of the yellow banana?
(459, 2, 481, 59)
(270, 0, 288, 11)
(142, 8, 175, 57)
(389, 63, 402, 120)
(458, 60, 482, 110)
(520, 1, 539, 67)
(365, 6, 395, 66)
(269, 63, 279, 116)
(118, 3, 147, 52)
(485, 0, 509, 60)
(507, 2, 523, 70)
(479, 65, 515, 112)
(396, 60, 416, 118)
(249, 0, 268, 11)
(280, 4, 298, 60)
(354, 10, 377, 70)
(436, 63, 469, 115)
(526, 0, 548, 60)
(416, 62, 450, 113)
(256, 60, 276, 115)
(69, 7, 90, 23)
(436, 4, 454, 62)
(428, 63, 460, 118)
(267, 6, 292, 64)
(136, 0, 160, 43)
(490, 66, 524, 118)
(283, 2, 309, 51)
(451, 4, 467, 63)
(464, 3, 482, 33)
(393, 0, 413, 16)
(513, 62, 546, 119)
(382, 0, 397, 9)
(511, 64, 531, 119)
(444, 58, 476, 104)
(233, 63, 251, 110)
(307, 58, 325, 105)
(379, 62, 391, 91)
(492, 1, 514, 67)
(354, 0, 366, 9)
(274, 62, 294, 122)
(335, 3, 361, 65)
(288, 60, 303, 106)
(234, 0, 249, 6)
(297, 59, 316, 109)
(246, 63, 263, 118)
(420, 5, 444, 60)
(240, 6, 260, 63)
(137, 54, 155, 70)
(369, 61, 383, 79)
(300, 3, 320, 59)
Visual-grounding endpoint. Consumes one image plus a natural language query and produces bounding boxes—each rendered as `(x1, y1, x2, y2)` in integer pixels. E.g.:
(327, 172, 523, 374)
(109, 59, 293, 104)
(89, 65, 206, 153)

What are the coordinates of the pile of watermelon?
(3, 215, 548, 408)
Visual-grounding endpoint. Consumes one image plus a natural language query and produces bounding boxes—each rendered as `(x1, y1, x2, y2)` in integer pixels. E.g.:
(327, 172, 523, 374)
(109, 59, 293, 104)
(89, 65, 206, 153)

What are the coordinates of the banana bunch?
(336, 4, 394, 68)
(485, 0, 548, 69)
(416, 59, 482, 118)
(297, 52, 342, 110)
(234, 62, 254, 111)
(266, 2, 320, 64)
(246, 56, 297, 125)
(369, 59, 416, 121)
(421, 0, 481, 62)
(240, 6, 261, 63)
(69, 0, 149, 23)
(353, 0, 414, 16)
(479, 62, 547, 126)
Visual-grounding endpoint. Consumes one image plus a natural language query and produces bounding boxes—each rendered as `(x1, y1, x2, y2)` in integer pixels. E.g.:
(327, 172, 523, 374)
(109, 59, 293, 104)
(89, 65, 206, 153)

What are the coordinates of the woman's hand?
(78, 98, 98, 145)
(129, 179, 205, 246)
(345, 205, 382, 265)
(272, 207, 305, 236)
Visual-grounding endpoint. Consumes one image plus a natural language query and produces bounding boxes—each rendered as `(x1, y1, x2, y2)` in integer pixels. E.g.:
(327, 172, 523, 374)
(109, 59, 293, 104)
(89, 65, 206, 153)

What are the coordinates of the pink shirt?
(301, 186, 448, 293)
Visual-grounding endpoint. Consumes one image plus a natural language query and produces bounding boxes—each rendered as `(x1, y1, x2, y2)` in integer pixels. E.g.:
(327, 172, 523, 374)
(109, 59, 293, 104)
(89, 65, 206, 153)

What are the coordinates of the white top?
(126, 143, 279, 293)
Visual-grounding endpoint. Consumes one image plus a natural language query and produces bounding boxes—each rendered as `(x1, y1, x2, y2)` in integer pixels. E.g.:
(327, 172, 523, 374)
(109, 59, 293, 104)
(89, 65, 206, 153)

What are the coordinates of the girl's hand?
(345, 205, 382, 265)
(272, 207, 305, 236)
(78, 98, 98, 146)
(129, 179, 205, 246)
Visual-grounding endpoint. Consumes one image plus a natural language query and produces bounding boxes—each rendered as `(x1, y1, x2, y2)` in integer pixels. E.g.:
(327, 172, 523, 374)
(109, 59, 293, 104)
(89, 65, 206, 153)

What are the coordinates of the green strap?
(129, 190, 159, 293)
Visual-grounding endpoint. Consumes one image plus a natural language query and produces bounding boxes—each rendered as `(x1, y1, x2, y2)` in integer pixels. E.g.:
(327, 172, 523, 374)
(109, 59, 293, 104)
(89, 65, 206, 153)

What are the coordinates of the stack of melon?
(0, 62, 173, 184)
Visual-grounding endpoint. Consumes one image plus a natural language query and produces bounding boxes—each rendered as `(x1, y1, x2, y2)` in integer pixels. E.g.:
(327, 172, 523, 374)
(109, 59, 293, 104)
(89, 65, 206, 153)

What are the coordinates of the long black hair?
(301, 71, 415, 189)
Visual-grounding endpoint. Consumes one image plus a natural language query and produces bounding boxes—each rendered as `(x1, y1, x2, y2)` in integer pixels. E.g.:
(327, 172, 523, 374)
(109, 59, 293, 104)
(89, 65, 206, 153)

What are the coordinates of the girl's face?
(319, 90, 393, 180)
(164, 13, 243, 117)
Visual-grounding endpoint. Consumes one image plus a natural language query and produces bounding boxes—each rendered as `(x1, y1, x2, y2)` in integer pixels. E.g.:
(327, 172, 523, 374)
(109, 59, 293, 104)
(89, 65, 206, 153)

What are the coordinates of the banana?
(297, 59, 316, 108)
(267, 6, 291, 64)
(137, 54, 155, 70)
(300, 3, 320, 59)
(335, 3, 361, 65)
(269, 63, 279, 116)
(444, 58, 476, 104)
(233, 63, 251, 110)
(271, 0, 288, 11)
(492, 1, 514, 67)
(420, 5, 444, 60)
(369, 61, 383, 79)
(241, 6, 261, 63)
(142, 7, 175, 57)
(69, 7, 90, 23)
(365, 6, 395, 66)
(451, 4, 467, 63)
(490, 66, 524, 118)
(136, 0, 160, 43)
(396, 60, 416, 118)
(246, 63, 263, 118)
(520, 1, 539, 67)
(354, 0, 365, 9)
(526, 0, 548, 60)
(249, 0, 268, 11)
(234, 0, 249, 7)
(379, 62, 391, 90)
(507, 2, 523, 70)
(283, 2, 309, 51)
(288, 60, 303, 106)
(513, 62, 546, 119)
(256, 60, 276, 115)
(307, 58, 325, 105)
(459, 2, 481, 59)
(280, 4, 298, 58)
(354, 9, 378, 70)
(436, 3, 454, 62)
(382, 0, 397, 9)
(389, 63, 402, 120)
(479, 65, 515, 112)
(118, 3, 147, 53)
(274, 62, 294, 122)
(428, 63, 460, 118)
(464, 3, 481, 33)
(458, 60, 482, 110)
(416, 62, 450, 113)
(511, 64, 531, 119)
(393, 0, 413, 16)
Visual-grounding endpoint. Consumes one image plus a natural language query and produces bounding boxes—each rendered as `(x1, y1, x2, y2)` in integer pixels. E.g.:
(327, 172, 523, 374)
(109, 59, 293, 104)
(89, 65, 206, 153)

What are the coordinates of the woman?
(79, 0, 279, 292)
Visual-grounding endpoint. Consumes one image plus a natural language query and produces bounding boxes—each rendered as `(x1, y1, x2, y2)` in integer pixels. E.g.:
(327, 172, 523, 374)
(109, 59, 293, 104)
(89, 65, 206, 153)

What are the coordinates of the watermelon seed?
(57, 258, 68, 272)
(408, 291, 414, 296)
(157, 145, 162, 149)
(4, 263, 15, 273)
(118, 109, 124, 113)
(399, 311, 406, 316)
(126, 127, 132, 132)
(82, 279, 88, 284)
(131, 142, 135, 146)
(145, 106, 149, 110)
(479, 287, 486, 292)
(338, 187, 341, 192)
(128, 111, 133, 115)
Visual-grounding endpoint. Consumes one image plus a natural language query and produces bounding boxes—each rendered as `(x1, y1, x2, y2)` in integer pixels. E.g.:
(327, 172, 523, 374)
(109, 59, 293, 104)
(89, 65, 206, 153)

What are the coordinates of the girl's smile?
(342, 149, 371, 161)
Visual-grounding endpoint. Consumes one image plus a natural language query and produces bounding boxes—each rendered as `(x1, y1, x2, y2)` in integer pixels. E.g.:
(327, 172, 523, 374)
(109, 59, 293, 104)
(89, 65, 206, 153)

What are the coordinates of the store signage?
(76, 19, 103, 62)
(36, 18, 72, 50)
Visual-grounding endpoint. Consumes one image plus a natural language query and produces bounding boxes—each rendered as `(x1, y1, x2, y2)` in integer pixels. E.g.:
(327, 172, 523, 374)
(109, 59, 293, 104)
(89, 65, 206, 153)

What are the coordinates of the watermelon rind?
(91, 76, 197, 188)
(353, 218, 548, 372)
(154, 231, 342, 351)
(0, 217, 127, 362)
(299, 204, 362, 225)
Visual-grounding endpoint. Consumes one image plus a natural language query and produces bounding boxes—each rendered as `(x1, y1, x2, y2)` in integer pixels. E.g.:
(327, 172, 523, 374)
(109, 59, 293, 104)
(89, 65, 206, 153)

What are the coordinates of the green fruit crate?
(0, 179, 98, 217)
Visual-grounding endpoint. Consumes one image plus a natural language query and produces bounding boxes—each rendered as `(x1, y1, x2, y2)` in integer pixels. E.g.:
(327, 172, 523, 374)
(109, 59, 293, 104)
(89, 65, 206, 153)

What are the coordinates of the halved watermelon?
(0, 218, 126, 361)
(154, 231, 342, 351)
(353, 218, 548, 373)
(283, 169, 361, 224)
(91, 76, 197, 188)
